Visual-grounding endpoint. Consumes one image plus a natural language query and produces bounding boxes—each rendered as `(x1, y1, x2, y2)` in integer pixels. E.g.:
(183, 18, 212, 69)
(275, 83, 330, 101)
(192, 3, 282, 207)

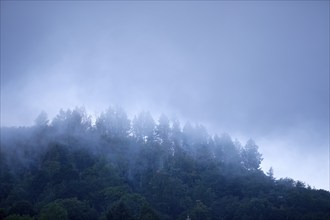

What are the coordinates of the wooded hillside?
(1, 107, 329, 220)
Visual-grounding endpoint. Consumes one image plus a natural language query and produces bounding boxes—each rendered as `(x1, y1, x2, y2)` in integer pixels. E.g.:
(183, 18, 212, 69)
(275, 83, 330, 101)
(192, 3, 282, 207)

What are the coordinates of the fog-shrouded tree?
(267, 167, 274, 180)
(214, 133, 241, 165)
(95, 106, 131, 140)
(170, 118, 182, 148)
(182, 122, 195, 152)
(51, 107, 91, 136)
(34, 111, 49, 128)
(155, 114, 171, 146)
(241, 139, 263, 171)
(132, 111, 155, 143)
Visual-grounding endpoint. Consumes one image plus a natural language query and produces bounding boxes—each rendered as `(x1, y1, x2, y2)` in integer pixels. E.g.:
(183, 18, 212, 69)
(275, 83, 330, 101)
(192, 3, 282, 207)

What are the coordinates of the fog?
(1, 1, 329, 190)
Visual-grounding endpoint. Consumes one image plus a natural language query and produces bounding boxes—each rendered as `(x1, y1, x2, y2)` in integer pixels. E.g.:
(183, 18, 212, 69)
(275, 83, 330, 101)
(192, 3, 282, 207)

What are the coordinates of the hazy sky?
(1, 1, 329, 190)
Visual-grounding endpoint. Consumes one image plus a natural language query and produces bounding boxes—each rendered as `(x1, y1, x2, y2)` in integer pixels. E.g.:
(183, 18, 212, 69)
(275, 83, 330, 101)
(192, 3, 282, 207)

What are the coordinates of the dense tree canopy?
(1, 107, 329, 220)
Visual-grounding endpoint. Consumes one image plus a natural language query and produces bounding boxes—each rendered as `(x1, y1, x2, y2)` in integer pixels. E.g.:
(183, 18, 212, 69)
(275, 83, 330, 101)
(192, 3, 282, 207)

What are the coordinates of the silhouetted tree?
(241, 139, 263, 171)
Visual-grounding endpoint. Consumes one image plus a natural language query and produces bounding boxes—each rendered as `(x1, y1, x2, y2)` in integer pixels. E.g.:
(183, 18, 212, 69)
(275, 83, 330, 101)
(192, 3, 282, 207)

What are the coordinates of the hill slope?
(1, 107, 329, 220)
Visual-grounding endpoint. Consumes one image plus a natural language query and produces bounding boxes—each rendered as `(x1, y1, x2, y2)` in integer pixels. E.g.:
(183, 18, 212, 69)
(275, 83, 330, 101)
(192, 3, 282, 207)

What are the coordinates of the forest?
(1, 107, 329, 220)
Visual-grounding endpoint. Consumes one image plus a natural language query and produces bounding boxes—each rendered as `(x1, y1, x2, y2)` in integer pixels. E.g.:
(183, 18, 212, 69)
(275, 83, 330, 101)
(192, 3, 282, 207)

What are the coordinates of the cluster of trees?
(1, 107, 329, 220)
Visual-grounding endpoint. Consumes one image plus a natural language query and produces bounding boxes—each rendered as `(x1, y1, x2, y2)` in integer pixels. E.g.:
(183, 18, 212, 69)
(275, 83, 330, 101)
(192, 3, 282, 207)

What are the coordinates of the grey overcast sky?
(1, 1, 329, 190)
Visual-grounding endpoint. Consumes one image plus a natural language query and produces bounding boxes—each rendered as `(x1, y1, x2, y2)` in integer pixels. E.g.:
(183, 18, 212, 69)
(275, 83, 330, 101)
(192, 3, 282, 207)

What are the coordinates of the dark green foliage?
(39, 203, 68, 220)
(139, 205, 159, 220)
(106, 202, 133, 220)
(55, 198, 98, 220)
(0, 108, 329, 220)
(4, 214, 34, 220)
(8, 201, 34, 217)
(189, 200, 211, 220)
